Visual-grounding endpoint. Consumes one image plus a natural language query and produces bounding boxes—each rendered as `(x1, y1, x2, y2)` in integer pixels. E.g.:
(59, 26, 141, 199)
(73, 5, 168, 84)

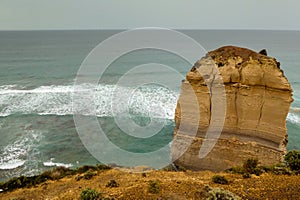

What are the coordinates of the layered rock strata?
(172, 46, 293, 171)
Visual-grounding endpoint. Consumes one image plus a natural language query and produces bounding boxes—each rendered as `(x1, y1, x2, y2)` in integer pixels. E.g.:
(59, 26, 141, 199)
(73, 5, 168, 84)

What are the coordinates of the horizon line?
(0, 28, 300, 32)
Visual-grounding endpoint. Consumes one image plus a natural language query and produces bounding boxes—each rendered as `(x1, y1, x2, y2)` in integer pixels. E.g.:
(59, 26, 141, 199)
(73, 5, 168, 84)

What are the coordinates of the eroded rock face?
(172, 46, 293, 171)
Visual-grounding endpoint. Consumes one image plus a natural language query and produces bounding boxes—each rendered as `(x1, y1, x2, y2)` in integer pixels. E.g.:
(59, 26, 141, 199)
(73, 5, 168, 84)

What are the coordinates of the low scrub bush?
(242, 173, 251, 179)
(80, 188, 100, 200)
(148, 180, 160, 194)
(228, 158, 263, 177)
(243, 158, 259, 174)
(285, 150, 300, 171)
(83, 170, 97, 180)
(196, 185, 241, 200)
(0, 164, 112, 192)
(96, 164, 111, 170)
(212, 175, 229, 185)
(76, 165, 98, 174)
(226, 166, 245, 174)
(45, 166, 74, 180)
(106, 180, 119, 188)
(206, 186, 241, 200)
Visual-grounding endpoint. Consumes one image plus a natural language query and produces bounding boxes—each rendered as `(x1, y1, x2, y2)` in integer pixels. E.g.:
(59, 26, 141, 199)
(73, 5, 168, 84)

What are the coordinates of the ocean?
(0, 30, 299, 182)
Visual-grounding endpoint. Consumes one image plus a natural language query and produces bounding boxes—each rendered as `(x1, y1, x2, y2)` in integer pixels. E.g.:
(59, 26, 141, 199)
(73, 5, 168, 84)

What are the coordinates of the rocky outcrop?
(172, 46, 293, 171)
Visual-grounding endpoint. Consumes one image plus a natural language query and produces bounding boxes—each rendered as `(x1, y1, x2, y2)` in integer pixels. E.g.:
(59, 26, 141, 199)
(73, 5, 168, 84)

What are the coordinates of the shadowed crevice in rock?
(172, 46, 293, 171)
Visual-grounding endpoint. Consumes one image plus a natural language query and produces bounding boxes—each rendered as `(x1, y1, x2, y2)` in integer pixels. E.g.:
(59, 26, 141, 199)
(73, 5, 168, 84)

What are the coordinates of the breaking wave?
(0, 160, 25, 170)
(0, 130, 43, 171)
(43, 158, 73, 168)
(0, 84, 178, 119)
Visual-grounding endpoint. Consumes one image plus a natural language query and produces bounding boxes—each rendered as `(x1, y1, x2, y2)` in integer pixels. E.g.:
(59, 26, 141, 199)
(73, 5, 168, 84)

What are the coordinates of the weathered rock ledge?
(172, 46, 293, 171)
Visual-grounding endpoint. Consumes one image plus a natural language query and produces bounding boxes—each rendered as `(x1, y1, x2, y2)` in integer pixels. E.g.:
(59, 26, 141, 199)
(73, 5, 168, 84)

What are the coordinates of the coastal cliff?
(172, 46, 293, 171)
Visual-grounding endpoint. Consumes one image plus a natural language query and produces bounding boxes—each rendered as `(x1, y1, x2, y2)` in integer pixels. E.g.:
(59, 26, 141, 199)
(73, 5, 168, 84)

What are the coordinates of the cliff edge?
(172, 46, 293, 171)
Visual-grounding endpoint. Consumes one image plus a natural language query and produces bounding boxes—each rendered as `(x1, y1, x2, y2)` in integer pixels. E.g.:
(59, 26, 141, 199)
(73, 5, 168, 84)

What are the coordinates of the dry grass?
(0, 169, 300, 199)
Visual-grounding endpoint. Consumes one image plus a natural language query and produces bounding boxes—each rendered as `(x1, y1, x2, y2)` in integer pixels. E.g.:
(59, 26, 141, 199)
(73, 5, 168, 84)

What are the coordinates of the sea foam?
(0, 84, 178, 119)
(43, 161, 73, 168)
(287, 112, 300, 125)
(0, 130, 43, 171)
(0, 160, 25, 170)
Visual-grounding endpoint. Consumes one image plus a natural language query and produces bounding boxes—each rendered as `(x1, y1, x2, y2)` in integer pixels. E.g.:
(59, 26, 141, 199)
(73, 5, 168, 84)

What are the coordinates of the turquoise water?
(0, 30, 299, 181)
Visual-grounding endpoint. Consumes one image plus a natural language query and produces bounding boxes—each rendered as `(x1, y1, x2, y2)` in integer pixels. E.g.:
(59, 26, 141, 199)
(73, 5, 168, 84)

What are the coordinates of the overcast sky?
(0, 0, 299, 30)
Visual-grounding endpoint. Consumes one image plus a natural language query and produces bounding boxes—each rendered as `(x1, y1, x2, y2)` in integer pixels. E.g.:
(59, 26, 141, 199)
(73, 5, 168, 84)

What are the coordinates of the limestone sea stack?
(172, 46, 293, 171)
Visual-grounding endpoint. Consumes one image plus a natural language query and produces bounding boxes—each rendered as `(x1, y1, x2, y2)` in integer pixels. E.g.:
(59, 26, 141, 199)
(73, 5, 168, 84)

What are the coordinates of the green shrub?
(75, 164, 110, 174)
(0, 175, 47, 192)
(212, 175, 229, 185)
(106, 180, 119, 188)
(206, 186, 241, 200)
(226, 166, 245, 174)
(83, 170, 96, 180)
(271, 165, 292, 175)
(0, 164, 111, 193)
(241, 158, 264, 176)
(243, 158, 259, 173)
(227, 158, 262, 176)
(80, 188, 100, 200)
(254, 163, 292, 175)
(76, 166, 97, 174)
(148, 180, 160, 194)
(253, 168, 263, 176)
(242, 173, 251, 179)
(48, 166, 74, 180)
(285, 150, 300, 171)
(96, 164, 111, 170)
(75, 175, 83, 181)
